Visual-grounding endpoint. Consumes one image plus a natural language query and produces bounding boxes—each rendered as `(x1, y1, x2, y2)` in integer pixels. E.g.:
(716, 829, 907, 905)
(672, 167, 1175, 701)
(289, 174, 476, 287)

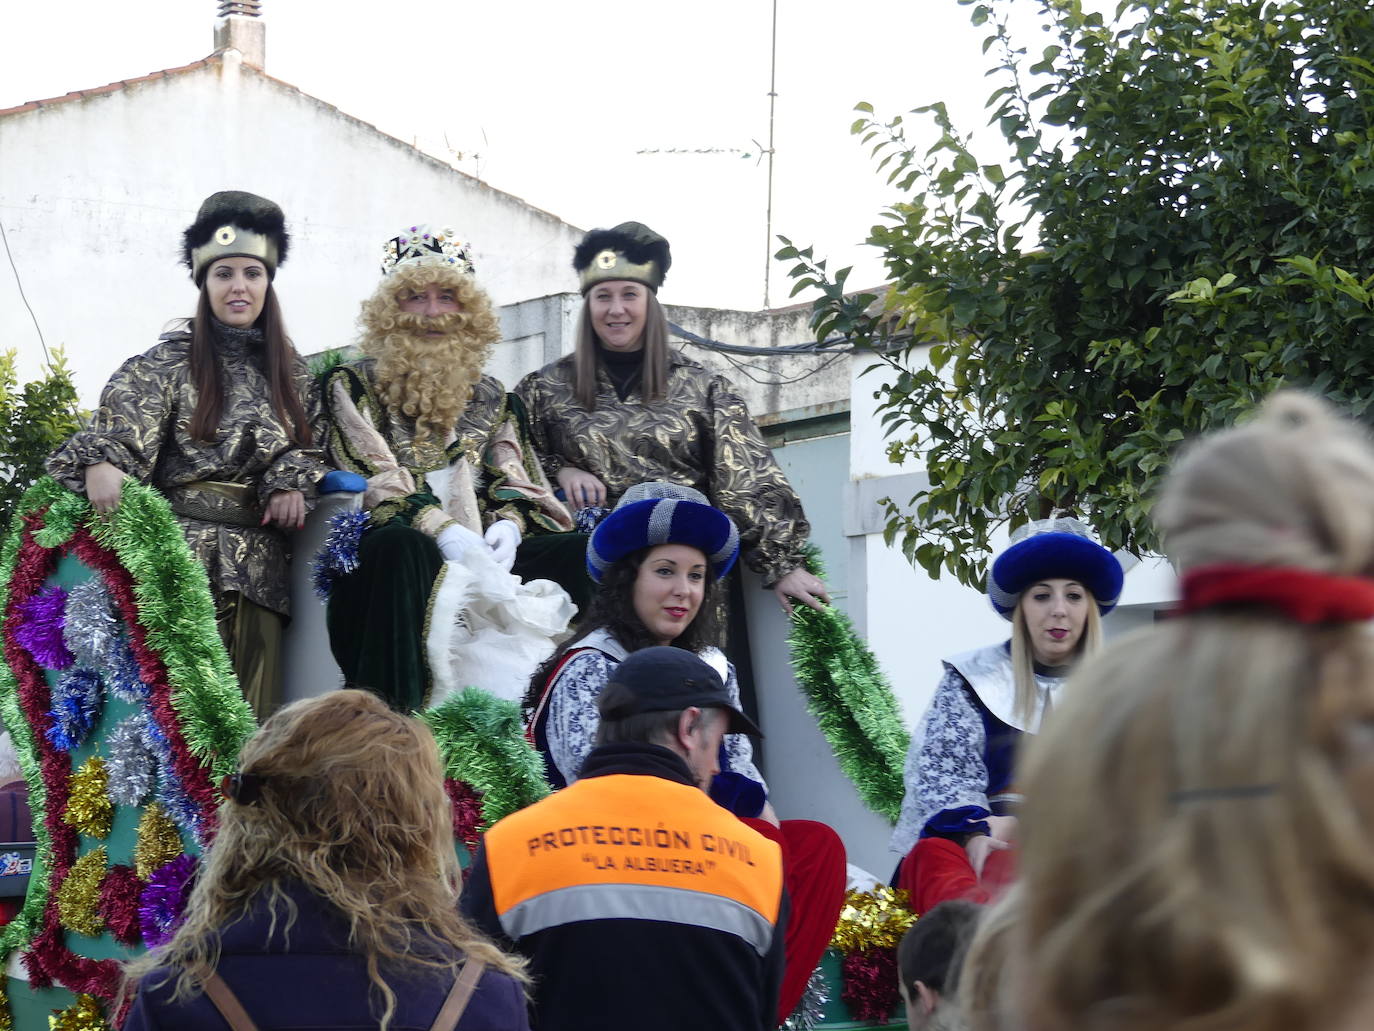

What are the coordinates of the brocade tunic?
(514, 351, 810, 585)
(47, 326, 325, 617)
(323, 358, 570, 535)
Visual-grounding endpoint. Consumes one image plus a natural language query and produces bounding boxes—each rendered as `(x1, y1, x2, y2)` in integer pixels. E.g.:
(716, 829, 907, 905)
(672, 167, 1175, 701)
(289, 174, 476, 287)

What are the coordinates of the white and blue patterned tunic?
(889, 642, 1064, 856)
(539, 628, 766, 809)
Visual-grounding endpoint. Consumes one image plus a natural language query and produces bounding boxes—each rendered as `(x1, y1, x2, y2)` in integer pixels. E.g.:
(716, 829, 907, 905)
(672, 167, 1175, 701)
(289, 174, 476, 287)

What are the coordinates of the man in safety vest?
(462, 646, 788, 1030)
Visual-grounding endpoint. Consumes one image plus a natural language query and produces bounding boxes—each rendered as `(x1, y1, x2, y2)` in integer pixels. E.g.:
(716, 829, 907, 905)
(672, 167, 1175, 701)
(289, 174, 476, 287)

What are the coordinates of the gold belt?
(165, 480, 263, 528)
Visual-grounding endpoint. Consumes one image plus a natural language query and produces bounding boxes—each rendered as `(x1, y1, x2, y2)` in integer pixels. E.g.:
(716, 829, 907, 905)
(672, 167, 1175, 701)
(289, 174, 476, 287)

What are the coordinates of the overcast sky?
(2, 0, 1077, 311)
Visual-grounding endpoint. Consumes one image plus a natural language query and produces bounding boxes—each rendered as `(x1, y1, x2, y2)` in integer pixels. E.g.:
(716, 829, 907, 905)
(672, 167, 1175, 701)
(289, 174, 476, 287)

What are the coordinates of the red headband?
(1179, 564, 1374, 624)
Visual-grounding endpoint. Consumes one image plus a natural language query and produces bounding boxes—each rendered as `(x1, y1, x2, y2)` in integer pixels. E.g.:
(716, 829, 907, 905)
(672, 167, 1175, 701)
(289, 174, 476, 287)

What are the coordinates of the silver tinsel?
(781, 964, 829, 1030)
(106, 714, 156, 807)
(62, 577, 149, 701)
(63, 579, 121, 670)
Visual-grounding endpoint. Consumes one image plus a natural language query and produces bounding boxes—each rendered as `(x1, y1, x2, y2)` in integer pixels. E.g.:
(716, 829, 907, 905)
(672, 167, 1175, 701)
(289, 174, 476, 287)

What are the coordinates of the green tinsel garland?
(787, 545, 910, 823)
(88, 479, 253, 774)
(421, 689, 549, 828)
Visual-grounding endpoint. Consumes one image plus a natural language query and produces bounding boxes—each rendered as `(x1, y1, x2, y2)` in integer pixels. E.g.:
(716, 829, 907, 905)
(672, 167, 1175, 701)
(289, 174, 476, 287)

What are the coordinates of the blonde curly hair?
(359, 263, 501, 444)
(963, 392, 1374, 1031)
(122, 690, 526, 1029)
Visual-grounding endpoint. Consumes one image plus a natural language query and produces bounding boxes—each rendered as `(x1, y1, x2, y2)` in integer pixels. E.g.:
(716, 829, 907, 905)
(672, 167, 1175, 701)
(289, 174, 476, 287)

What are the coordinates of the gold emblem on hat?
(595, 249, 618, 270)
(214, 225, 237, 246)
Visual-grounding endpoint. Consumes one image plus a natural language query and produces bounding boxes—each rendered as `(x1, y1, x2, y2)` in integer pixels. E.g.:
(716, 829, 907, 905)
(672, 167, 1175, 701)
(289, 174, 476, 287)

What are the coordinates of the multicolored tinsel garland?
(46, 667, 104, 751)
(781, 965, 829, 1030)
(444, 778, 485, 852)
(311, 508, 370, 600)
(13, 584, 73, 671)
(421, 689, 549, 828)
(0, 478, 249, 999)
(63, 757, 113, 839)
(97, 864, 145, 946)
(787, 545, 910, 823)
(140, 853, 197, 949)
(840, 948, 901, 1024)
(829, 887, 916, 1025)
(48, 993, 111, 1031)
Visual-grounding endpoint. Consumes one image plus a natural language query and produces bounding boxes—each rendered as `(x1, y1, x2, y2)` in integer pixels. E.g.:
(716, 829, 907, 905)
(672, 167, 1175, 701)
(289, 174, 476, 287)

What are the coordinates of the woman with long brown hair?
(121, 690, 529, 1030)
(48, 191, 324, 716)
(512, 221, 828, 616)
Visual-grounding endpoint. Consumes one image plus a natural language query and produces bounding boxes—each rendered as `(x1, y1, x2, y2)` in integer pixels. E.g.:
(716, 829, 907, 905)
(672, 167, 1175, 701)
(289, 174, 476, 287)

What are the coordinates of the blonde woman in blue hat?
(48, 190, 325, 717)
(889, 517, 1123, 913)
(524, 482, 847, 1025)
(513, 222, 829, 616)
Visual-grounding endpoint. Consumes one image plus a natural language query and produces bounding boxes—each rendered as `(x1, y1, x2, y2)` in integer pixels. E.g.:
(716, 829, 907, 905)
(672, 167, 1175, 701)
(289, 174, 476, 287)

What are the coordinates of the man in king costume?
(322, 225, 574, 711)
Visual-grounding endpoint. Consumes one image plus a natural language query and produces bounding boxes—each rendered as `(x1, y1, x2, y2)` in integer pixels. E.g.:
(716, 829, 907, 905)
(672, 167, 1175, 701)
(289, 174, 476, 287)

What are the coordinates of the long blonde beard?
(367, 326, 487, 445)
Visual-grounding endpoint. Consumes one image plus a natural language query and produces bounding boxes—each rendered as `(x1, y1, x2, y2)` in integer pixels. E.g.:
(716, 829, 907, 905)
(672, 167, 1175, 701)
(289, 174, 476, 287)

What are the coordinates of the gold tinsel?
(829, 886, 918, 954)
(56, 847, 107, 937)
(63, 756, 114, 839)
(0, 980, 12, 1031)
(48, 993, 110, 1031)
(134, 803, 184, 880)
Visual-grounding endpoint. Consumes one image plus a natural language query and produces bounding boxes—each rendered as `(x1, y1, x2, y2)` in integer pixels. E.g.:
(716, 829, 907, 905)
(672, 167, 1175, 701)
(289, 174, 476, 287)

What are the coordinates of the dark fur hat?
(573, 221, 671, 293)
(181, 190, 290, 284)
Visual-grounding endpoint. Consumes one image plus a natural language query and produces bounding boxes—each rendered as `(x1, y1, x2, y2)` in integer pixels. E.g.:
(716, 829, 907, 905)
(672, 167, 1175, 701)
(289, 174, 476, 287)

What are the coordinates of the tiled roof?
(0, 56, 219, 118)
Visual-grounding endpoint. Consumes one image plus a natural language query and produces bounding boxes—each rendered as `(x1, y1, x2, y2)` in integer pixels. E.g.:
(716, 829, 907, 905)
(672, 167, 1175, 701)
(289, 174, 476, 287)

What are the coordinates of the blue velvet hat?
(587, 482, 739, 583)
(987, 516, 1123, 620)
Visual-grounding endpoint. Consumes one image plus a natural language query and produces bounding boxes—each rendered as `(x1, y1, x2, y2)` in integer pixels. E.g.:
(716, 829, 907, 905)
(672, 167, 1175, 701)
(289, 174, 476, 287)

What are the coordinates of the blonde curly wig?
(359, 263, 501, 444)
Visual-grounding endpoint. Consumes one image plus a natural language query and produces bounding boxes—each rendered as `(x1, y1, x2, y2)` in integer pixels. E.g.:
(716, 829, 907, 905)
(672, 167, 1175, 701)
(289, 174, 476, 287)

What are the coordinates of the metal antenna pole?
(764, 0, 778, 309)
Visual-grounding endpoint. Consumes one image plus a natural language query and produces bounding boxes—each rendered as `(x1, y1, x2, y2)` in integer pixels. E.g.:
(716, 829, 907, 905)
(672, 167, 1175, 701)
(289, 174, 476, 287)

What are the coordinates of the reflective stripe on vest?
(484, 774, 783, 955)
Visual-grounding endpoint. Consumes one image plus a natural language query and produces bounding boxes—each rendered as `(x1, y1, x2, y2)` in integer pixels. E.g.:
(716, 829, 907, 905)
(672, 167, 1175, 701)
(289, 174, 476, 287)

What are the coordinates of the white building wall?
(0, 50, 584, 405)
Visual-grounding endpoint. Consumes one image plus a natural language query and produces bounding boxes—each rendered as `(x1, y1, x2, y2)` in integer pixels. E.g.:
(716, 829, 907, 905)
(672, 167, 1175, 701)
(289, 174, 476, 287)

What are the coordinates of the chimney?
(214, 0, 266, 69)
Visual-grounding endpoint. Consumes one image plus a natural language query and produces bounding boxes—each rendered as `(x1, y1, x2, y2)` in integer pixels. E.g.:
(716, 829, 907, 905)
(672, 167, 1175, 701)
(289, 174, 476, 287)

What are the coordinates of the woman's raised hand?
(263, 489, 306, 530)
(557, 466, 607, 512)
(85, 461, 128, 517)
(772, 566, 831, 615)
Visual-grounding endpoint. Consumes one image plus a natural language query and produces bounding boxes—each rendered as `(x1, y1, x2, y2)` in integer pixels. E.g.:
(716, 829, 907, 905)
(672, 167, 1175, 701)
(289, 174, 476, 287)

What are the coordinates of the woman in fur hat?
(513, 222, 829, 617)
(48, 190, 325, 717)
(889, 517, 1122, 914)
(961, 393, 1374, 1031)
(524, 481, 846, 1026)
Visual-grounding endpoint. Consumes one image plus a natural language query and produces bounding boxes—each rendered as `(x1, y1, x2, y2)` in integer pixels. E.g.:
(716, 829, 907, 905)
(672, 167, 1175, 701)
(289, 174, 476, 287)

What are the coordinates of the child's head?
(898, 899, 982, 1027)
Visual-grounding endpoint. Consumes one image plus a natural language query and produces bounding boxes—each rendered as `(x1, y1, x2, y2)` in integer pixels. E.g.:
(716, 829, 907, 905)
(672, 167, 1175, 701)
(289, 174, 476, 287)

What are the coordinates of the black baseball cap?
(596, 647, 763, 737)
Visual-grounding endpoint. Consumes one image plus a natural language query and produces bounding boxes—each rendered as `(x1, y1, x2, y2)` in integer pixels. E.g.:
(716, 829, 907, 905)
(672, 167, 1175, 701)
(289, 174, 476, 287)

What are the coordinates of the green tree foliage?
(0, 351, 82, 531)
(781, 0, 1374, 587)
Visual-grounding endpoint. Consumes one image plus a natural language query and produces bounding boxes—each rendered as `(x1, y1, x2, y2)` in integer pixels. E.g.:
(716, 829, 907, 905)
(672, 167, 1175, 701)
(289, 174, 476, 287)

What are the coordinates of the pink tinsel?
(14, 584, 74, 671)
(445, 778, 484, 852)
(840, 947, 902, 1023)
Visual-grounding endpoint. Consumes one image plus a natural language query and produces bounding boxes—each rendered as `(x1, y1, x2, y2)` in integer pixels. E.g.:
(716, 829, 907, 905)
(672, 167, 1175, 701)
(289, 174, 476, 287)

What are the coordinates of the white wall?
(0, 50, 584, 405)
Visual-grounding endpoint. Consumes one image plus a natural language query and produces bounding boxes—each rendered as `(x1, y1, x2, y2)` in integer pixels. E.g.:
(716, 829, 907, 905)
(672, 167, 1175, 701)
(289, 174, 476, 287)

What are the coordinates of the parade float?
(0, 477, 911, 1029)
